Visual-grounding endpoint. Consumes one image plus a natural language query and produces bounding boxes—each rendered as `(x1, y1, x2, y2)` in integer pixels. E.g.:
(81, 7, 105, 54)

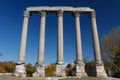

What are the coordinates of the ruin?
(14, 6, 107, 77)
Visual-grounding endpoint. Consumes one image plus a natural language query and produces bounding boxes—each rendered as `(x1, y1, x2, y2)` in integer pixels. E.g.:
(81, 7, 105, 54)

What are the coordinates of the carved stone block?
(14, 64, 26, 77)
(33, 64, 45, 77)
(56, 64, 66, 77)
(76, 65, 87, 77)
(95, 65, 107, 77)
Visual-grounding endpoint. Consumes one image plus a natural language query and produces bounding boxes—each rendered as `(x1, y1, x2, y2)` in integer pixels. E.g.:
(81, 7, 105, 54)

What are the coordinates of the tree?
(0, 61, 15, 73)
(26, 63, 35, 77)
(101, 27, 120, 61)
(45, 64, 56, 77)
(100, 26, 120, 77)
(65, 64, 75, 76)
(0, 67, 6, 73)
(85, 61, 95, 76)
(112, 49, 120, 78)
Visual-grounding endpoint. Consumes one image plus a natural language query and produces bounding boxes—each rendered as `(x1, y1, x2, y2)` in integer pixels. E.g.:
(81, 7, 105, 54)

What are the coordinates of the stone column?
(74, 11, 87, 77)
(56, 10, 65, 77)
(33, 11, 46, 77)
(15, 11, 30, 77)
(90, 11, 107, 77)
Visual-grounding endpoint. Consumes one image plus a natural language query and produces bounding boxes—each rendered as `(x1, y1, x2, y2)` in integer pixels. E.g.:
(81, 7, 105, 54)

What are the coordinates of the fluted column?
(74, 11, 87, 77)
(15, 11, 30, 77)
(33, 11, 46, 77)
(90, 11, 107, 77)
(56, 10, 65, 77)
(57, 10, 64, 64)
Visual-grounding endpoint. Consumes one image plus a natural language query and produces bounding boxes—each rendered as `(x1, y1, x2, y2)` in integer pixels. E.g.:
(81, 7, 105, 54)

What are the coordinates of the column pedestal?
(95, 61, 107, 77)
(14, 63, 26, 77)
(56, 64, 66, 77)
(33, 64, 45, 77)
(75, 61, 87, 77)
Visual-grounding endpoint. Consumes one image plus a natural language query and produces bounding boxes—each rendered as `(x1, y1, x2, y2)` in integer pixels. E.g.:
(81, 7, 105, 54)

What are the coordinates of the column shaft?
(57, 11, 64, 64)
(37, 11, 46, 64)
(90, 12, 101, 62)
(18, 11, 29, 64)
(74, 12, 83, 64)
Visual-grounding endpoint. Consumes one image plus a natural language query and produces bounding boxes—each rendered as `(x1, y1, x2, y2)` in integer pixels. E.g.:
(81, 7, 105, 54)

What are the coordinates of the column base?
(75, 64, 87, 77)
(95, 61, 107, 77)
(56, 64, 66, 77)
(14, 63, 26, 77)
(33, 64, 45, 77)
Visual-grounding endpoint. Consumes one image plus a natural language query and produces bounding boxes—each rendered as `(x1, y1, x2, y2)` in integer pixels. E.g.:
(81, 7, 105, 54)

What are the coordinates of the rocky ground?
(0, 76, 120, 80)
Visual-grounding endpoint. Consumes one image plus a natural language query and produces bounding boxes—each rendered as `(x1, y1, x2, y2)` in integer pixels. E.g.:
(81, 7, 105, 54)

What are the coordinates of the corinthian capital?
(23, 11, 30, 17)
(74, 11, 80, 17)
(90, 11, 96, 18)
(40, 11, 46, 17)
(57, 10, 63, 16)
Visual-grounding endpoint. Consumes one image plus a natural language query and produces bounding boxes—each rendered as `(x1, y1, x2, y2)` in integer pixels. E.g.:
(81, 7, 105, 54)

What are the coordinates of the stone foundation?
(33, 64, 45, 77)
(75, 65, 87, 77)
(94, 61, 107, 77)
(95, 64, 107, 77)
(14, 64, 26, 77)
(56, 64, 66, 77)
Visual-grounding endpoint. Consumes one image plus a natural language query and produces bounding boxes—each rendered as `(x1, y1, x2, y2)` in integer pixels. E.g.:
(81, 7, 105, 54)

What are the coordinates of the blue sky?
(0, 0, 120, 65)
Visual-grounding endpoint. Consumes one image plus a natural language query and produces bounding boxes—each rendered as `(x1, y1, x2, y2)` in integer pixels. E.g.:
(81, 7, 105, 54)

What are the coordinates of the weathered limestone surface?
(33, 64, 45, 77)
(14, 64, 26, 77)
(75, 60, 87, 77)
(26, 6, 94, 12)
(56, 64, 66, 77)
(76, 65, 87, 77)
(95, 65, 107, 77)
(95, 61, 107, 77)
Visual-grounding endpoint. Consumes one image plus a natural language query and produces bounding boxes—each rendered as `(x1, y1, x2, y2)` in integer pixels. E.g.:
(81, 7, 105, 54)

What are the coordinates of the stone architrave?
(74, 11, 87, 77)
(14, 11, 29, 77)
(56, 10, 65, 77)
(33, 11, 46, 77)
(90, 11, 107, 77)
